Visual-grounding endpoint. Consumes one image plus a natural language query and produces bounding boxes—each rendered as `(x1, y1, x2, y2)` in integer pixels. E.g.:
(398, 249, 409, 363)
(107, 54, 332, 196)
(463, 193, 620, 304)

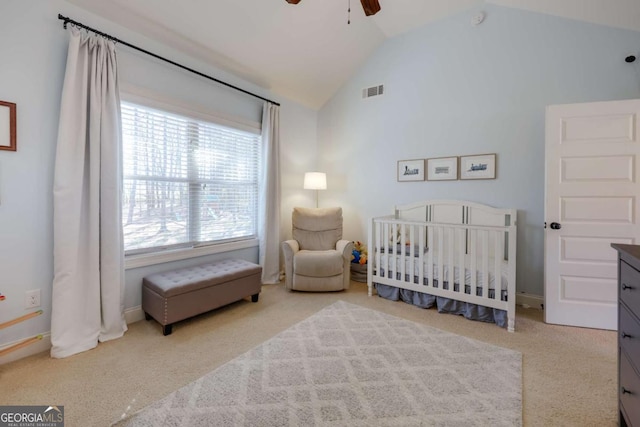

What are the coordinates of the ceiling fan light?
(360, 0, 381, 16)
(285, 0, 302, 4)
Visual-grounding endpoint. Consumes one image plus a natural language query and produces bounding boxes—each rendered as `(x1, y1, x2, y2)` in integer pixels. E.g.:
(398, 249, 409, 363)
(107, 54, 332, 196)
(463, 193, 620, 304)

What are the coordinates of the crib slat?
(392, 223, 398, 279)
(375, 220, 381, 281)
(427, 224, 433, 288)
(443, 227, 456, 290)
(383, 222, 389, 278)
(420, 224, 426, 287)
(494, 230, 502, 300)
(482, 230, 489, 300)
(457, 227, 464, 294)
(443, 227, 448, 290)
(470, 228, 477, 297)
(438, 226, 444, 290)
(377, 221, 382, 279)
(409, 224, 415, 284)
(400, 223, 406, 282)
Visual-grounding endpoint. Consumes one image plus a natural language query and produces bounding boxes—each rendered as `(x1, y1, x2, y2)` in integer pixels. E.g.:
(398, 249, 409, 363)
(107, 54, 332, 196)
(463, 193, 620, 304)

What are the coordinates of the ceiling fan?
(285, 0, 381, 17)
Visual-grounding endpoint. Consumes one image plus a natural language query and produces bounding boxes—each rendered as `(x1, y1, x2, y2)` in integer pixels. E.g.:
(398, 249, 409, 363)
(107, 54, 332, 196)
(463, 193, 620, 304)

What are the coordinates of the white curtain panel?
(51, 29, 127, 358)
(259, 103, 281, 284)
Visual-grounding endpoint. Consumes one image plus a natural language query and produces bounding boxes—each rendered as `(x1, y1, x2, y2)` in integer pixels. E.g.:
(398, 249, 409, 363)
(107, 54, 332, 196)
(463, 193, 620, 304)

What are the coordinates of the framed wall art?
(460, 153, 496, 180)
(397, 159, 425, 182)
(427, 156, 458, 181)
(0, 101, 16, 152)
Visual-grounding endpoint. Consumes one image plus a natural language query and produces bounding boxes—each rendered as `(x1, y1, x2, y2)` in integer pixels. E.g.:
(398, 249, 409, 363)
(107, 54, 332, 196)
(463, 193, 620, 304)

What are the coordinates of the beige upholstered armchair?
(282, 207, 354, 291)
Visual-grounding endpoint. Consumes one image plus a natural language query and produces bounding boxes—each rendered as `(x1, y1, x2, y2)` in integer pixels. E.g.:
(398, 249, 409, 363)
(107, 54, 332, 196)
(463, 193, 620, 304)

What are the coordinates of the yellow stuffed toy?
(351, 240, 368, 265)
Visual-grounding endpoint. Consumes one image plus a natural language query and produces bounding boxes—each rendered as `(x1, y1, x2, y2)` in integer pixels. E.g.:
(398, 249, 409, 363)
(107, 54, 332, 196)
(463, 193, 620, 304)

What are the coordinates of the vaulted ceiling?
(67, 0, 640, 109)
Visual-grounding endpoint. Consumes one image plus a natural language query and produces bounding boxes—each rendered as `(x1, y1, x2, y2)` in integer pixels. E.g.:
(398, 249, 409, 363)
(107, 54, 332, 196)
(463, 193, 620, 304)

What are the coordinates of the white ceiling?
(67, 0, 640, 109)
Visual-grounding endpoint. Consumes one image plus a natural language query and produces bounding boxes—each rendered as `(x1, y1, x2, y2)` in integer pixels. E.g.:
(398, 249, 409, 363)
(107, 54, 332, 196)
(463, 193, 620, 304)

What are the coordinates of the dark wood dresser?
(612, 244, 640, 427)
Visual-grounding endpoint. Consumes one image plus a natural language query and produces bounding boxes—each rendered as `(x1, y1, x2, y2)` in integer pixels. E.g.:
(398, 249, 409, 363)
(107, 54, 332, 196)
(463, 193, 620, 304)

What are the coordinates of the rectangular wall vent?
(362, 84, 384, 99)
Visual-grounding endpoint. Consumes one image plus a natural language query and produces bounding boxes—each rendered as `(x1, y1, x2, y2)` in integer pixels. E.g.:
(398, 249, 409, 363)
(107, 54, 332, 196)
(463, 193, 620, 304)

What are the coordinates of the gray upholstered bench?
(142, 259, 262, 335)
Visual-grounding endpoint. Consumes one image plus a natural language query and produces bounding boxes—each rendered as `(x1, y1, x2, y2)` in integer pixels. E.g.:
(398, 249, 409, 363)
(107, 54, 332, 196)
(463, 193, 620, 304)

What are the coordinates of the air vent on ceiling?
(362, 84, 384, 99)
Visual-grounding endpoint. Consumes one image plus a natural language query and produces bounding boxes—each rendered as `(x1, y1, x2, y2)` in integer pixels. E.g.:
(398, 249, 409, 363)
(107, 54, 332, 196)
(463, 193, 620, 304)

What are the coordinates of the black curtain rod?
(57, 14, 280, 107)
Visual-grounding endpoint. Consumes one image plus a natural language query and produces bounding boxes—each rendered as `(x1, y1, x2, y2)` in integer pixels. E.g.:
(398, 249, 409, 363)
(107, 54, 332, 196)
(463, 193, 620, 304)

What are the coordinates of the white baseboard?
(0, 333, 51, 365)
(125, 305, 145, 324)
(516, 293, 544, 310)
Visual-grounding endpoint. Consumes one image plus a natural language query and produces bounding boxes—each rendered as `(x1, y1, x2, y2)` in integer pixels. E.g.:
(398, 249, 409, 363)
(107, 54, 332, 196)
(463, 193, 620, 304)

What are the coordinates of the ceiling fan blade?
(360, 0, 381, 16)
(285, 0, 381, 16)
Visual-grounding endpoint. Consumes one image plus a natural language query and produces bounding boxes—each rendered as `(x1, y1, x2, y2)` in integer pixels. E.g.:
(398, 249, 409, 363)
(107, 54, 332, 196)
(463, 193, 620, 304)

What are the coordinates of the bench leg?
(162, 324, 173, 336)
(251, 293, 259, 303)
(144, 312, 152, 321)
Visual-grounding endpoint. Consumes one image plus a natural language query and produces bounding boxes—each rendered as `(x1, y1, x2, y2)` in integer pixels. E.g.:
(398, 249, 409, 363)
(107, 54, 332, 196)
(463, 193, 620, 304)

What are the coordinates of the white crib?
(367, 200, 517, 331)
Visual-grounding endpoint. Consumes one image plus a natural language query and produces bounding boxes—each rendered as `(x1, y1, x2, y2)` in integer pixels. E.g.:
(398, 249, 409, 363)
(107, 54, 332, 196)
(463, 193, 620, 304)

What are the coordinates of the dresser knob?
(622, 284, 636, 291)
(622, 387, 633, 395)
(622, 332, 633, 339)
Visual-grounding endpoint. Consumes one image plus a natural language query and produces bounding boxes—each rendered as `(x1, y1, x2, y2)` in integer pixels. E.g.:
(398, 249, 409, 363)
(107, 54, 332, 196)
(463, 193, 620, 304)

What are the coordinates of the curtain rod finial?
(58, 13, 69, 29)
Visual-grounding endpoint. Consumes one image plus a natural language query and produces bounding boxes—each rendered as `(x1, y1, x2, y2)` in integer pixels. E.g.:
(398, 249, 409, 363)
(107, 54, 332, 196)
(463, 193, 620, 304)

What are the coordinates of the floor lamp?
(304, 172, 327, 208)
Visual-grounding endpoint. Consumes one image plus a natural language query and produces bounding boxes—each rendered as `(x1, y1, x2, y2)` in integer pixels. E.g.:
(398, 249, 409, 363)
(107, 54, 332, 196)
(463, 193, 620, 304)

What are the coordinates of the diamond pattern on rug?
(116, 301, 522, 426)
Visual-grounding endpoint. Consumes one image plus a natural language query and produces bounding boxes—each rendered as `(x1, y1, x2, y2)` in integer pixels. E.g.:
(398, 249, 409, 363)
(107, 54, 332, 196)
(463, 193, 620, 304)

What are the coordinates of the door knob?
(550, 222, 561, 230)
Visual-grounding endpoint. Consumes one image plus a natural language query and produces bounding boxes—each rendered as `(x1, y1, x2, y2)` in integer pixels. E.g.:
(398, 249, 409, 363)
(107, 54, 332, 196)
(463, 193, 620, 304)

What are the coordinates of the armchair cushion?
(294, 250, 343, 277)
(292, 207, 343, 251)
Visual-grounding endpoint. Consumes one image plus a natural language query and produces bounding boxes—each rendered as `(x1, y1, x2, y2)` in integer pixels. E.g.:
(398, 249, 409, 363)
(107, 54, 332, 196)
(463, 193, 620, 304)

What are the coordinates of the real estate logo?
(0, 405, 64, 427)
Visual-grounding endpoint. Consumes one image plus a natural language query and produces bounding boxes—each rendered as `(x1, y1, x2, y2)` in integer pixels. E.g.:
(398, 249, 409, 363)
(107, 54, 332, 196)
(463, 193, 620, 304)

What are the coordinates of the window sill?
(124, 239, 259, 270)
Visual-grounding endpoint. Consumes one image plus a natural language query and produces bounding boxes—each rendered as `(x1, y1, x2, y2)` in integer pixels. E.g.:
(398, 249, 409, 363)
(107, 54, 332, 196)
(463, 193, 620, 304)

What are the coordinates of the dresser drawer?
(621, 350, 640, 426)
(621, 261, 640, 312)
(621, 304, 640, 364)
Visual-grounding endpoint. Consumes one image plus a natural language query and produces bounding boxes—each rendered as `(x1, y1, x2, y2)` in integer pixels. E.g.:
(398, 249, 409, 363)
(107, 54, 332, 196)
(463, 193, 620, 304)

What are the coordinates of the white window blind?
(121, 101, 261, 254)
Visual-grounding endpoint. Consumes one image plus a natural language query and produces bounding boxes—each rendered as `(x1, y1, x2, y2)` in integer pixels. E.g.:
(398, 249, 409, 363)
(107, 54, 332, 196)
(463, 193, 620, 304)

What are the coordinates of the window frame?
(120, 87, 262, 269)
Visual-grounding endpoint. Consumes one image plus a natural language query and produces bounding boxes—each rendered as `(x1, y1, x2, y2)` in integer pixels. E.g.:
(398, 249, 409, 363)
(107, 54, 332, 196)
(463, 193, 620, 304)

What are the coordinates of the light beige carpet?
(0, 282, 617, 426)
(116, 301, 522, 426)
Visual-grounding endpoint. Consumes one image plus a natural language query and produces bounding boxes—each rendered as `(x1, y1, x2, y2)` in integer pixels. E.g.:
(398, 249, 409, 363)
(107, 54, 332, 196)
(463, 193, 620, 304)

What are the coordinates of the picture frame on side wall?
(460, 153, 496, 180)
(397, 159, 425, 182)
(427, 156, 458, 181)
(0, 101, 16, 152)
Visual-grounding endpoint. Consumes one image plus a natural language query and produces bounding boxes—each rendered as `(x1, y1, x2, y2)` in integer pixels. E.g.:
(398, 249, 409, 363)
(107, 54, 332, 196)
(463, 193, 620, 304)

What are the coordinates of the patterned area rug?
(117, 301, 522, 426)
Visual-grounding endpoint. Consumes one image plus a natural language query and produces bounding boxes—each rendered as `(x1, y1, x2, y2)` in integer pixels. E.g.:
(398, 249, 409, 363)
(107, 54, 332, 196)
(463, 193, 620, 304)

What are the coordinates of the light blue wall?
(317, 5, 640, 296)
(0, 0, 317, 351)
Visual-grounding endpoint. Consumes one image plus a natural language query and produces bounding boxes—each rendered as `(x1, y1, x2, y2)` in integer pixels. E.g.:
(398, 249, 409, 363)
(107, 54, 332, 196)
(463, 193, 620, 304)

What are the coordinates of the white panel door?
(545, 99, 640, 330)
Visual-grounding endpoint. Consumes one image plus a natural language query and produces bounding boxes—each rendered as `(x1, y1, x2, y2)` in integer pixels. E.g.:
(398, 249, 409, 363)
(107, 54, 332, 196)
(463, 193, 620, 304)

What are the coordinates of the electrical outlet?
(25, 289, 40, 309)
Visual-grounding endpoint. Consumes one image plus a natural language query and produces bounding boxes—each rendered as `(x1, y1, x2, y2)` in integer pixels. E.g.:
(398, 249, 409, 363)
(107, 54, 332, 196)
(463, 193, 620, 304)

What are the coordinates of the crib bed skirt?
(375, 282, 508, 328)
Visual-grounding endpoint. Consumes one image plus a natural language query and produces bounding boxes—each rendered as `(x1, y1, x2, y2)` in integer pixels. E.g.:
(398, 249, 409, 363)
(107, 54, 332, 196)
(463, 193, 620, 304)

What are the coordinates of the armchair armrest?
(281, 240, 300, 290)
(282, 239, 300, 254)
(336, 239, 354, 260)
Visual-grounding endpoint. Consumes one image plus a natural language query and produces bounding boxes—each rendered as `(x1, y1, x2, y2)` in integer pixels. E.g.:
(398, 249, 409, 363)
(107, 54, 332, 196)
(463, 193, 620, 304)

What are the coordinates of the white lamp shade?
(303, 172, 327, 190)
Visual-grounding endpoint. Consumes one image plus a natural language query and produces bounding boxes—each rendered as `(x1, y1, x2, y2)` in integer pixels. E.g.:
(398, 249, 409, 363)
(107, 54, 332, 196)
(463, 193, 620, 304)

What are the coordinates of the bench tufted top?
(143, 259, 262, 297)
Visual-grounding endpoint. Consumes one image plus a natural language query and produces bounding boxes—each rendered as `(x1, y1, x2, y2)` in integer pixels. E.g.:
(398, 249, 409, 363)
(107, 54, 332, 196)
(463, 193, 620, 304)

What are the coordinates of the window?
(121, 101, 261, 254)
